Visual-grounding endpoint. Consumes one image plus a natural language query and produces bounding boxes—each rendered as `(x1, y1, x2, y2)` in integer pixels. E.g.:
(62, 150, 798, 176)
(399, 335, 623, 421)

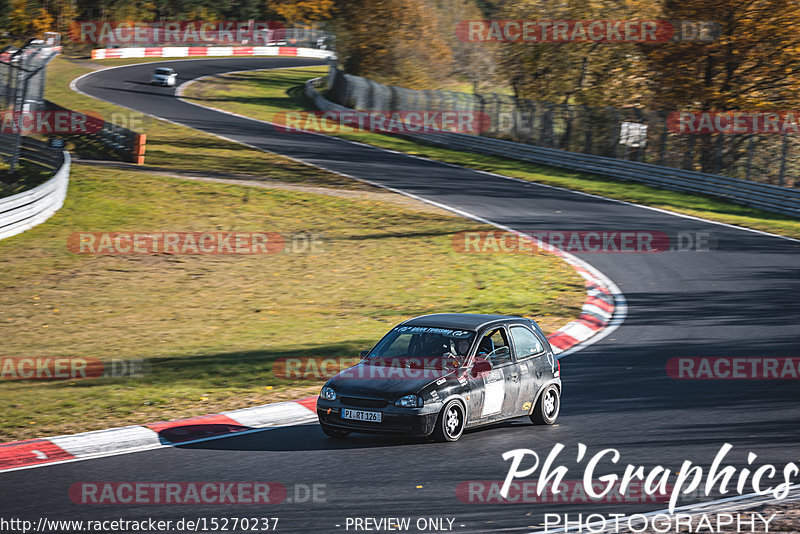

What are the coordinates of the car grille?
(339, 396, 388, 408)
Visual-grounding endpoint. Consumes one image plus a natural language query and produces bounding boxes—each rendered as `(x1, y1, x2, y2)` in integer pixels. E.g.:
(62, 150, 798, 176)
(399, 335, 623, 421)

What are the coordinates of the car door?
(473, 326, 521, 420)
(508, 323, 549, 416)
(531, 326, 557, 386)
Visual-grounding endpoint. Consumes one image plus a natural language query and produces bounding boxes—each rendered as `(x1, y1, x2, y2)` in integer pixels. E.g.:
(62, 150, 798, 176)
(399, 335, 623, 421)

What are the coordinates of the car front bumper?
(316, 399, 440, 437)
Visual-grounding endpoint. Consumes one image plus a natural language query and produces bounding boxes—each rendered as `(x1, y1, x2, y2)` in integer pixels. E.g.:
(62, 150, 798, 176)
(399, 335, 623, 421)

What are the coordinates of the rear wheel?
(432, 400, 465, 442)
(320, 425, 350, 439)
(530, 385, 560, 425)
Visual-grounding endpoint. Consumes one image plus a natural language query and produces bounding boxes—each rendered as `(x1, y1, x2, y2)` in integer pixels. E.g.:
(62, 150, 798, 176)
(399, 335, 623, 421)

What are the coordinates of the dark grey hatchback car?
(316, 313, 561, 442)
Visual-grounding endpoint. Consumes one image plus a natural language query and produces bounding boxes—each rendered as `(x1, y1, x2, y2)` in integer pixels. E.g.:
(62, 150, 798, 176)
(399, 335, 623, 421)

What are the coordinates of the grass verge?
(0, 159, 54, 198)
(46, 56, 355, 186)
(182, 66, 800, 239)
(0, 58, 585, 441)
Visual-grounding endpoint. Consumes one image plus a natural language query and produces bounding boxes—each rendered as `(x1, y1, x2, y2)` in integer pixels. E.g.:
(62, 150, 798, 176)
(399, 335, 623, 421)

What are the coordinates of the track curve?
(2, 57, 798, 532)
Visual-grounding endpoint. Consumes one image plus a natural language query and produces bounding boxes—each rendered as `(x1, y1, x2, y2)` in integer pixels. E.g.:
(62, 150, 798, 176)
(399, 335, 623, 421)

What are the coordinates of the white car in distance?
(151, 67, 177, 87)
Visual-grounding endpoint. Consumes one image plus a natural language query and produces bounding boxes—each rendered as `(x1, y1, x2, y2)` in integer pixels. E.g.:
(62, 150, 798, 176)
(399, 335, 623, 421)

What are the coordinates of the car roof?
(400, 313, 528, 331)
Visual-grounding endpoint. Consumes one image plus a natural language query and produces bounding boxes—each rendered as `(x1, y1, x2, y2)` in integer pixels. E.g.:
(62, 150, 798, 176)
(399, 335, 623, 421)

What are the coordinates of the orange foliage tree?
(640, 0, 800, 111)
(270, 0, 335, 26)
(333, 0, 453, 89)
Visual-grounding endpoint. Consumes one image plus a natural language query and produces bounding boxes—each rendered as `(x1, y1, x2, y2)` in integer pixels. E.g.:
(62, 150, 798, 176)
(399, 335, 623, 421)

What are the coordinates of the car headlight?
(395, 394, 424, 408)
(320, 386, 337, 401)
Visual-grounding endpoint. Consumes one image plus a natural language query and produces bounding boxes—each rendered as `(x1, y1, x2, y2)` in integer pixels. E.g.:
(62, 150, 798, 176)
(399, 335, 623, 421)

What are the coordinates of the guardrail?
(0, 135, 70, 241)
(304, 78, 800, 218)
(45, 101, 147, 164)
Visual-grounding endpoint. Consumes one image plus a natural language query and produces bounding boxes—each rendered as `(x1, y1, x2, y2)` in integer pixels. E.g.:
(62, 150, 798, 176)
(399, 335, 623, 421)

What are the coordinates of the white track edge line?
(58, 58, 800, 525)
(175, 72, 800, 245)
(0, 415, 318, 475)
(78, 60, 628, 357)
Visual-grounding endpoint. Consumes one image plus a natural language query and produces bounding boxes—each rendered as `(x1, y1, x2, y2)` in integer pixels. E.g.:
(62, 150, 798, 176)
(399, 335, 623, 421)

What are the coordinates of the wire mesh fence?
(0, 35, 62, 175)
(326, 67, 799, 188)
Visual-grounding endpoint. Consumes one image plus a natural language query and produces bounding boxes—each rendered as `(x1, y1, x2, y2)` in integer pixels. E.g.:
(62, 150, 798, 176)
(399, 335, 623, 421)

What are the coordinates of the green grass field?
(0, 159, 54, 198)
(46, 56, 358, 185)
(0, 57, 585, 442)
(182, 66, 800, 239)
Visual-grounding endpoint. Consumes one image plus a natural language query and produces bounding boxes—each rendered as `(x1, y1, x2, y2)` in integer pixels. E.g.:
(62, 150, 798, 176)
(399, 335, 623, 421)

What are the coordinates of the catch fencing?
(324, 67, 799, 190)
(306, 73, 800, 218)
(0, 35, 62, 173)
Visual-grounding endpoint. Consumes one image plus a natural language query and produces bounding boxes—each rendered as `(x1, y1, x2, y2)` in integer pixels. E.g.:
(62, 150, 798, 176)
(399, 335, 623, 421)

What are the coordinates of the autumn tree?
(492, 0, 658, 106)
(270, 0, 335, 26)
(640, 0, 800, 111)
(427, 0, 500, 93)
(333, 0, 453, 89)
(640, 0, 800, 171)
(32, 7, 55, 35)
(0, 0, 8, 35)
(50, 0, 78, 36)
(6, 0, 30, 37)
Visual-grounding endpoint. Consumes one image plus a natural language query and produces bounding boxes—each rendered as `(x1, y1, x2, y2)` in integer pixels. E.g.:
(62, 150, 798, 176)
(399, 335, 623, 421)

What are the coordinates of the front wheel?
(530, 385, 560, 425)
(432, 400, 465, 442)
(320, 425, 350, 439)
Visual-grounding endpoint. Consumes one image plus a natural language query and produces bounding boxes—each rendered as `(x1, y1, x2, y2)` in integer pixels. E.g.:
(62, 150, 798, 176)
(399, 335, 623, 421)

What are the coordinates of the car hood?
(327, 360, 458, 400)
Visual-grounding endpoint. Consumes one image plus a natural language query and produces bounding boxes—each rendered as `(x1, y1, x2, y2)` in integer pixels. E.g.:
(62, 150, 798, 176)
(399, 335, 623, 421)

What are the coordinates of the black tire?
(530, 385, 560, 425)
(320, 425, 350, 439)
(432, 400, 465, 442)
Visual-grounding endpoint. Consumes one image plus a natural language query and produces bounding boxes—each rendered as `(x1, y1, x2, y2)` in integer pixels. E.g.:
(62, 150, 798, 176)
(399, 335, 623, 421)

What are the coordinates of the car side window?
(510, 326, 545, 361)
(477, 328, 512, 367)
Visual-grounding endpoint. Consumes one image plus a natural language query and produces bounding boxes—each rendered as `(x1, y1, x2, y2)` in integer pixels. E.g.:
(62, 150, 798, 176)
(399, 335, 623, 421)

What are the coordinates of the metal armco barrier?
(304, 78, 800, 219)
(324, 67, 799, 189)
(0, 135, 70, 241)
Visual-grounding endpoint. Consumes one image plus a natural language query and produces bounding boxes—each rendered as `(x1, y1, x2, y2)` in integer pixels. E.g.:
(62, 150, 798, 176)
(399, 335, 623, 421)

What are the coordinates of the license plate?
(341, 409, 382, 423)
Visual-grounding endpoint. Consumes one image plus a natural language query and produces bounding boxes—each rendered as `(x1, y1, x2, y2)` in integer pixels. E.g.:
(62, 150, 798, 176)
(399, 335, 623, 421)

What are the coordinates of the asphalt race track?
(2, 57, 798, 533)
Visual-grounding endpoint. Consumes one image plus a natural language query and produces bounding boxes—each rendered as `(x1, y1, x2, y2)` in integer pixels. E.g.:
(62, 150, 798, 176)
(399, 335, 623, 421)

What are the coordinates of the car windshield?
(366, 326, 476, 367)
(155, 68, 174, 75)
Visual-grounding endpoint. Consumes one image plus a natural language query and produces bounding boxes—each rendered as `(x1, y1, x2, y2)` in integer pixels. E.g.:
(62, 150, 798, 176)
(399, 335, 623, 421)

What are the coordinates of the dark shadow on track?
(172, 419, 536, 452)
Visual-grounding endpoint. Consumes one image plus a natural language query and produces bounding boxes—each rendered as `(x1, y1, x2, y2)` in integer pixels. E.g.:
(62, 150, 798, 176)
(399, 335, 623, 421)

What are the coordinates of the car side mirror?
(359, 350, 369, 359)
(471, 359, 493, 377)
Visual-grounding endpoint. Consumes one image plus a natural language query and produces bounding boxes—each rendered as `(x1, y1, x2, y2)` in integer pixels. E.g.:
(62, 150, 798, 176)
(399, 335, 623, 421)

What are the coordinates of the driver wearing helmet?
(453, 337, 472, 357)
